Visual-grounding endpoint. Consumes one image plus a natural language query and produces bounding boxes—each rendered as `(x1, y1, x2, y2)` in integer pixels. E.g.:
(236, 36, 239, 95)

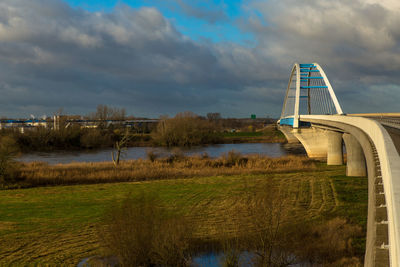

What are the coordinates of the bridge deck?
(382, 126, 400, 157)
(362, 116, 400, 157)
(295, 114, 400, 267)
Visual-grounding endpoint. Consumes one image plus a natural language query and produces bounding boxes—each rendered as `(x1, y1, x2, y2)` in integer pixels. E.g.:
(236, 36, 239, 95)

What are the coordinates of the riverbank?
(220, 126, 286, 144)
(11, 154, 313, 189)
(4, 123, 286, 153)
(18, 142, 291, 165)
(0, 164, 367, 265)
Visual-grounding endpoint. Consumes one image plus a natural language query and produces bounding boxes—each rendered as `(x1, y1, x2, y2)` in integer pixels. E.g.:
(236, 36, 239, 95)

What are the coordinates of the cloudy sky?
(1, 0, 400, 118)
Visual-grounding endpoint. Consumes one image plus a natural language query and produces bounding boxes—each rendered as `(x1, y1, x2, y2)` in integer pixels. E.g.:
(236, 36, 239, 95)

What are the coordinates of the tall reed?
(15, 154, 316, 188)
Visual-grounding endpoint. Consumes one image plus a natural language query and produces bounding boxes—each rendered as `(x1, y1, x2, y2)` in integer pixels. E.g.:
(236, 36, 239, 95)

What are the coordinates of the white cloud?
(0, 0, 399, 117)
(242, 0, 400, 112)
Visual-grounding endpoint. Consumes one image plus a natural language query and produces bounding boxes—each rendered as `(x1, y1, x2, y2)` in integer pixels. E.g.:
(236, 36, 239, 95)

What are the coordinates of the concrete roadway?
(352, 114, 400, 156)
(383, 126, 400, 156)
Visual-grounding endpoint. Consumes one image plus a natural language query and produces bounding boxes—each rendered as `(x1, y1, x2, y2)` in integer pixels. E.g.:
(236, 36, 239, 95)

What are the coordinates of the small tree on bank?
(111, 130, 130, 166)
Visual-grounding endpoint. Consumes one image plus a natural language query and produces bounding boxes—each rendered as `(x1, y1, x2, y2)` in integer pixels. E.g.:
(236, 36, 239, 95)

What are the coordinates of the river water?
(18, 143, 289, 164)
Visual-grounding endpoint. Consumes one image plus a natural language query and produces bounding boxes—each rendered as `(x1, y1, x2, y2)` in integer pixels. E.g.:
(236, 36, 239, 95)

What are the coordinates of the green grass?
(329, 172, 368, 257)
(330, 174, 368, 226)
(221, 126, 286, 143)
(0, 165, 368, 265)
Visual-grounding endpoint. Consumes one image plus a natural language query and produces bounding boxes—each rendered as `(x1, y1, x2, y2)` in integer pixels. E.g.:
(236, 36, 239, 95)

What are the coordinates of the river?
(18, 143, 291, 164)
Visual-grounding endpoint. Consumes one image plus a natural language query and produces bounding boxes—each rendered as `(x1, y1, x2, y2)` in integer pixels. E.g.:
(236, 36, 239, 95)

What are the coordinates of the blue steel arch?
(279, 63, 343, 128)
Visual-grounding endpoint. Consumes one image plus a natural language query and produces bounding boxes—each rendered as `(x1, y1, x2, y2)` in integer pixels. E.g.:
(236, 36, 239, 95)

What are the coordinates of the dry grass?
(187, 172, 339, 241)
(98, 174, 363, 266)
(99, 192, 193, 266)
(16, 154, 316, 188)
(0, 166, 366, 265)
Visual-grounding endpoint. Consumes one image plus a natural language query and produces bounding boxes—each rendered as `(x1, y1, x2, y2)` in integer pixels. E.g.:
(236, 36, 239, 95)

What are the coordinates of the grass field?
(0, 163, 367, 265)
(221, 125, 286, 143)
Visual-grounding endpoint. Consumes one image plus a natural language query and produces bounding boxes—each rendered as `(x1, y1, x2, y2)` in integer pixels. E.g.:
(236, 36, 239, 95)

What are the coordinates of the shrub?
(166, 148, 185, 164)
(100, 192, 193, 266)
(222, 150, 248, 167)
(296, 218, 363, 265)
(5, 126, 119, 152)
(243, 179, 293, 266)
(201, 152, 210, 159)
(0, 136, 20, 186)
(146, 150, 158, 162)
(80, 129, 106, 149)
(152, 112, 222, 147)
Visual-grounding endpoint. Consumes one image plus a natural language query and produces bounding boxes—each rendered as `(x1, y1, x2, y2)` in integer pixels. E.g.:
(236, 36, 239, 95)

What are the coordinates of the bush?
(13, 126, 82, 151)
(5, 126, 119, 151)
(0, 136, 20, 185)
(296, 218, 363, 265)
(166, 148, 185, 164)
(80, 129, 108, 149)
(146, 150, 158, 162)
(222, 150, 248, 167)
(100, 192, 193, 266)
(152, 112, 222, 147)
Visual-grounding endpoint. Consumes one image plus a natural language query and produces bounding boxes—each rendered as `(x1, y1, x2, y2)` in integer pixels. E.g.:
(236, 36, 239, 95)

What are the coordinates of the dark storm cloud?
(246, 0, 400, 113)
(0, 0, 285, 118)
(1, 0, 400, 118)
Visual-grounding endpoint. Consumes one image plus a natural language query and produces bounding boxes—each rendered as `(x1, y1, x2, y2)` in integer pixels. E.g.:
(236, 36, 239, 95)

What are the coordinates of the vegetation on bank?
(0, 165, 367, 265)
(0, 108, 365, 265)
(151, 112, 222, 146)
(0, 127, 152, 152)
(0, 136, 20, 187)
(4, 153, 315, 189)
(0, 112, 284, 153)
(221, 125, 285, 143)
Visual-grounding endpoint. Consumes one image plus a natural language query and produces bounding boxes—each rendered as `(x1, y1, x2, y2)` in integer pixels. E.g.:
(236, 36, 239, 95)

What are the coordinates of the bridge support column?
(343, 133, 367, 177)
(278, 125, 299, 143)
(293, 127, 328, 160)
(327, 131, 343, 165)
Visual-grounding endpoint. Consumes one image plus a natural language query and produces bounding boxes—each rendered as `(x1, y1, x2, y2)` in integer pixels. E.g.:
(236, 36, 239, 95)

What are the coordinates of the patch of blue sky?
(63, 0, 255, 45)
(174, 16, 253, 45)
(65, 0, 118, 11)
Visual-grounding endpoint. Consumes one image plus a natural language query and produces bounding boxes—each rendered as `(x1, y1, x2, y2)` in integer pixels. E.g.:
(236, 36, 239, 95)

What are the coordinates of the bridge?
(277, 63, 400, 267)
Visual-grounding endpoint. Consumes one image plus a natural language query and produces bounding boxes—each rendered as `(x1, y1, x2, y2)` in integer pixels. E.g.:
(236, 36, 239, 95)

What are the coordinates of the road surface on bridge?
(354, 114, 400, 156)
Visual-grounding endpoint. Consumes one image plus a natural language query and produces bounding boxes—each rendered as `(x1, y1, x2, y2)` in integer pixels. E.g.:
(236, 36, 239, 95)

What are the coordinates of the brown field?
(0, 153, 367, 265)
(0, 165, 367, 265)
(16, 153, 316, 188)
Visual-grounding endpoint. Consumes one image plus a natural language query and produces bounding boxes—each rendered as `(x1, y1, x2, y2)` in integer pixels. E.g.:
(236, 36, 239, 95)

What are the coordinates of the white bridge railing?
(301, 115, 400, 267)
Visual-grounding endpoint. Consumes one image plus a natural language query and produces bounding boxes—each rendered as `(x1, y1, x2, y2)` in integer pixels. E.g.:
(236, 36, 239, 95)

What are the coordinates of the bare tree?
(207, 112, 221, 121)
(91, 105, 127, 122)
(242, 179, 295, 266)
(111, 130, 130, 166)
(152, 112, 220, 146)
(95, 104, 109, 121)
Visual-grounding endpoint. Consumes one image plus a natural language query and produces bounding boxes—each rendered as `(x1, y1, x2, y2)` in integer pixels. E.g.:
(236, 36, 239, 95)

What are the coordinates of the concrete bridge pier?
(293, 127, 328, 160)
(278, 125, 300, 143)
(327, 131, 343, 165)
(343, 133, 367, 177)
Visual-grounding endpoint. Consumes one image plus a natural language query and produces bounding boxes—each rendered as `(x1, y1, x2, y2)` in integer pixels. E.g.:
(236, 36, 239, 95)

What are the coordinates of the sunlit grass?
(0, 163, 367, 265)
